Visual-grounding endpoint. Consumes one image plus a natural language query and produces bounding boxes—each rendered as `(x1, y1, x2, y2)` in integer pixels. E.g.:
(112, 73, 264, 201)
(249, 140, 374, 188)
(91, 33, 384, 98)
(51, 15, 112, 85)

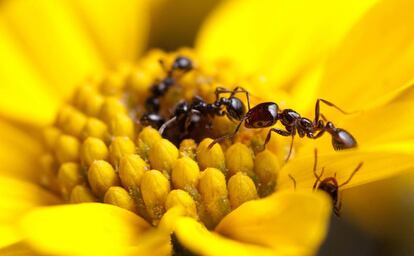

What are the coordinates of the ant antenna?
(339, 162, 363, 187)
(288, 174, 297, 190)
(158, 59, 168, 73)
(313, 148, 319, 179)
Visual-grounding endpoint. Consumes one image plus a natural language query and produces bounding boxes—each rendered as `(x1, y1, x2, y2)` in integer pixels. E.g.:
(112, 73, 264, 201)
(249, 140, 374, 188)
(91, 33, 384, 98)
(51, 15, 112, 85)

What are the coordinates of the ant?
(289, 149, 363, 216)
(209, 88, 357, 161)
(312, 149, 363, 216)
(158, 87, 250, 137)
(140, 56, 193, 128)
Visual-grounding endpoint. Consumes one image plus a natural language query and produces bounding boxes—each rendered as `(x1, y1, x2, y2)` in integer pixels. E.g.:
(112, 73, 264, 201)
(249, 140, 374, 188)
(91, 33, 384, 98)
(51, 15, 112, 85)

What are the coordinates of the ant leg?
(314, 98, 352, 124)
(311, 129, 326, 139)
(339, 162, 363, 187)
(263, 128, 293, 160)
(264, 128, 291, 145)
(159, 116, 177, 135)
(208, 117, 245, 149)
(288, 174, 297, 190)
(285, 135, 295, 162)
(334, 197, 342, 217)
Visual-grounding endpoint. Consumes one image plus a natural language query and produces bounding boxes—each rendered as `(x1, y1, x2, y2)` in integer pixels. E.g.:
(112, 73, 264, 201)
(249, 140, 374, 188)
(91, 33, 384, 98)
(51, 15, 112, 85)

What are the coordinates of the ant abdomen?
(331, 128, 357, 150)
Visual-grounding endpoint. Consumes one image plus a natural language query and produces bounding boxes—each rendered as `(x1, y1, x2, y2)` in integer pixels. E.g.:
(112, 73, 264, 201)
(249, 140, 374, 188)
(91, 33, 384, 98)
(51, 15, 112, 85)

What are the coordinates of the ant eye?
(254, 121, 268, 128)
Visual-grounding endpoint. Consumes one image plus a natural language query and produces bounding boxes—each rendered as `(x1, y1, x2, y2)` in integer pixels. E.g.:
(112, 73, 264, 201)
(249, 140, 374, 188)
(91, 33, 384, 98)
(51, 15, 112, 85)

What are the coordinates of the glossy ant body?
(159, 87, 250, 137)
(210, 90, 357, 160)
(140, 56, 193, 128)
(312, 149, 363, 216)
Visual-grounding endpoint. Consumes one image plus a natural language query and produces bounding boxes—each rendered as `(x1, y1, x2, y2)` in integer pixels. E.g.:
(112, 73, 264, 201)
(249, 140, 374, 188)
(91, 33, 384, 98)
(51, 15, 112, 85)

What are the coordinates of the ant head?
(172, 56, 193, 72)
(174, 101, 190, 117)
(280, 109, 301, 126)
(325, 122, 357, 150)
(225, 97, 245, 121)
(318, 178, 339, 204)
(245, 102, 278, 128)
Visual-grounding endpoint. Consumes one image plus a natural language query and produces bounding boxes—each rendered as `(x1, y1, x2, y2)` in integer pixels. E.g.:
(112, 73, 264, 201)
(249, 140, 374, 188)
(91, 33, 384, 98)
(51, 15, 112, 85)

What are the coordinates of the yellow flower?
(1, 0, 414, 256)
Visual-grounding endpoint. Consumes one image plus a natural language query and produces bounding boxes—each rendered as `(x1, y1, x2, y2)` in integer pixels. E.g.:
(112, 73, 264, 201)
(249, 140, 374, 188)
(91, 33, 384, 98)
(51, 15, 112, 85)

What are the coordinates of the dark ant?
(140, 56, 193, 128)
(288, 149, 363, 216)
(158, 87, 250, 137)
(312, 149, 363, 216)
(209, 89, 357, 161)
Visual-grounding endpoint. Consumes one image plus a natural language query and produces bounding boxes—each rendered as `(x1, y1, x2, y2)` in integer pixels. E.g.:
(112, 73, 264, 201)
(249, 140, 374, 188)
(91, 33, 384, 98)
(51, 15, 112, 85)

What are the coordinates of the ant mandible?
(140, 56, 193, 128)
(209, 89, 357, 161)
(312, 149, 363, 216)
(158, 86, 250, 137)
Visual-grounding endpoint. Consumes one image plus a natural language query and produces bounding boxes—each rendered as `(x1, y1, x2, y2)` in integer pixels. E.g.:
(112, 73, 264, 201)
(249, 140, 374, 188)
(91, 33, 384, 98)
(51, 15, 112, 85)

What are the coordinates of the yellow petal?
(196, 0, 377, 86)
(1, 0, 105, 98)
(318, 0, 414, 110)
(20, 203, 151, 256)
(174, 217, 275, 256)
(337, 101, 414, 146)
(278, 141, 414, 191)
(0, 120, 43, 180)
(121, 230, 171, 256)
(215, 191, 331, 256)
(0, 20, 58, 125)
(0, 177, 60, 248)
(70, 0, 149, 65)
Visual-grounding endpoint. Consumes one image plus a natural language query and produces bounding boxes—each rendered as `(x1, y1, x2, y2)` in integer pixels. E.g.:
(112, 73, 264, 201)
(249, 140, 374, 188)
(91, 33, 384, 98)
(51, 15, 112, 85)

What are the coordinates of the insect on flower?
(140, 56, 194, 128)
(288, 149, 363, 216)
(312, 149, 363, 216)
(209, 89, 358, 161)
(158, 87, 250, 139)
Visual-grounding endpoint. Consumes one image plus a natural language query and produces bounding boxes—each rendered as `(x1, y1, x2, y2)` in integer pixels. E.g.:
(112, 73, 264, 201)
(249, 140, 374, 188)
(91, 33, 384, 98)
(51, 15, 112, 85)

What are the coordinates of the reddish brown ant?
(209, 89, 357, 161)
(289, 149, 363, 216)
(312, 149, 363, 216)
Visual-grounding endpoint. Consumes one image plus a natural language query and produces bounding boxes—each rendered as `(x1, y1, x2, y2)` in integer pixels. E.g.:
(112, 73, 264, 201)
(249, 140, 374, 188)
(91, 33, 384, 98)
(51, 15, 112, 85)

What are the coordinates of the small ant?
(140, 56, 193, 128)
(289, 149, 363, 216)
(158, 87, 250, 137)
(209, 89, 357, 161)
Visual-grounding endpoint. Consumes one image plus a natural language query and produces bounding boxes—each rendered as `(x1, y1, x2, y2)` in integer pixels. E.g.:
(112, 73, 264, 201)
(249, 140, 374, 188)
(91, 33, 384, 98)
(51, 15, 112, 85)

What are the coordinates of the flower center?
(39, 49, 283, 228)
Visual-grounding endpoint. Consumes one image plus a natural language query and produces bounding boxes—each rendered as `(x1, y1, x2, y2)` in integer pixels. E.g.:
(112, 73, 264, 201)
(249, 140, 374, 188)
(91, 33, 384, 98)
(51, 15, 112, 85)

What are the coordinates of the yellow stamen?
(55, 135, 80, 164)
(109, 136, 136, 167)
(148, 139, 179, 176)
(109, 113, 135, 138)
(225, 142, 255, 178)
(227, 172, 258, 209)
(199, 168, 230, 228)
(81, 117, 108, 141)
(70, 185, 97, 203)
(88, 160, 120, 198)
(140, 170, 171, 224)
(103, 186, 137, 213)
(80, 137, 108, 166)
(196, 138, 226, 173)
(57, 162, 84, 200)
(119, 154, 148, 190)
